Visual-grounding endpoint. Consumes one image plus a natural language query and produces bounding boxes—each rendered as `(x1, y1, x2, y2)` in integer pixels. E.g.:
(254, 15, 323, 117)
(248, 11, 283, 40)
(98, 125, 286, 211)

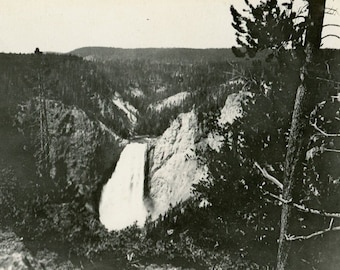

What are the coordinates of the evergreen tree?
(230, 0, 305, 62)
(277, 1, 326, 269)
(230, 1, 337, 269)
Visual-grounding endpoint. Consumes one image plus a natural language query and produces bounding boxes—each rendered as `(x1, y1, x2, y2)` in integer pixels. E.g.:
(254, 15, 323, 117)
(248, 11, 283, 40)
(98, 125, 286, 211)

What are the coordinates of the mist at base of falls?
(99, 143, 148, 231)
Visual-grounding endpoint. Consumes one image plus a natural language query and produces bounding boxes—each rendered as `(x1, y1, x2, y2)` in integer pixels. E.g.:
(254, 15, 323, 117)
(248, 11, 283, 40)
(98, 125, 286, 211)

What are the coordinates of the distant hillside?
(70, 46, 340, 66)
(69, 47, 236, 63)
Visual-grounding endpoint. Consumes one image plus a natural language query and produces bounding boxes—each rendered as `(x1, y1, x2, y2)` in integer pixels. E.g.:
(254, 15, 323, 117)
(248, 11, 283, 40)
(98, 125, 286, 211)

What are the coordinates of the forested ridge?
(70, 47, 237, 63)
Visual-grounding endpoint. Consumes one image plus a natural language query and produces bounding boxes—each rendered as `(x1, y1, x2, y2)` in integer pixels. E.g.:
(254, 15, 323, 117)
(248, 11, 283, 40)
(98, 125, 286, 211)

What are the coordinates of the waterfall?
(99, 142, 148, 231)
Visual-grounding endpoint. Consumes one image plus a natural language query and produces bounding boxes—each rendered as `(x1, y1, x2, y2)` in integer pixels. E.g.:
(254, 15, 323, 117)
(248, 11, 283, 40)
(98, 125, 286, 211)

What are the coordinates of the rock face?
(206, 90, 253, 152)
(219, 91, 253, 126)
(147, 91, 251, 218)
(148, 91, 191, 112)
(48, 101, 125, 191)
(94, 92, 137, 136)
(112, 92, 139, 126)
(148, 110, 207, 218)
(16, 98, 126, 208)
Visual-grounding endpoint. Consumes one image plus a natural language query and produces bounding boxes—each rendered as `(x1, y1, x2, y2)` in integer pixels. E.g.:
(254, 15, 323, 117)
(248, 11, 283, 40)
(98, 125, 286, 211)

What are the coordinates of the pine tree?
(35, 53, 51, 179)
(231, 1, 328, 268)
(277, 1, 326, 269)
(230, 0, 305, 62)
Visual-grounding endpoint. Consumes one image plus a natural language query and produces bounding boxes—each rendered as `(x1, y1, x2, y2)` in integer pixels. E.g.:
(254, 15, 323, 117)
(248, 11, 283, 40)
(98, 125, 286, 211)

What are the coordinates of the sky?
(0, 0, 339, 54)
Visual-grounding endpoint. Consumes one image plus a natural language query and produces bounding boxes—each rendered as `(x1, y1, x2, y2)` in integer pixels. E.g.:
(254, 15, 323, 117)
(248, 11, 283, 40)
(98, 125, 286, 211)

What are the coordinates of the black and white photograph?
(0, 0, 340, 269)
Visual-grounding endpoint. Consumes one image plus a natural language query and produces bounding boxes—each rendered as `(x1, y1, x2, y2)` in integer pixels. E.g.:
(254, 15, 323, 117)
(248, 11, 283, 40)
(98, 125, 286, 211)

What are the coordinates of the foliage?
(230, 0, 306, 62)
(194, 83, 288, 266)
(192, 54, 340, 268)
(0, 166, 19, 224)
(71, 47, 237, 63)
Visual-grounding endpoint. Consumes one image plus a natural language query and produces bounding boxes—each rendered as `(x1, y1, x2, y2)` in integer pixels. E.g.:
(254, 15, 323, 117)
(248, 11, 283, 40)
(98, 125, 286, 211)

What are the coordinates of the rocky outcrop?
(0, 230, 77, 270)
(148, 92, 191, 112)
(0, 230, 41, 270)
(148, 110, 208, 218)
(112, 92, 139, 126)
(93, 92, 137, 136)
(219, 90, 253, 126)
(147, 91, 252, 218)
(206, 90, 253, 152)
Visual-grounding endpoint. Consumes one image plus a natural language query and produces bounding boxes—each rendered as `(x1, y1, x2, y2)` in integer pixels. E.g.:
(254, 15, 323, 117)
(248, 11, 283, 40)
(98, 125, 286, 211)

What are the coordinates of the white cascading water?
(99, 143, 148, 231)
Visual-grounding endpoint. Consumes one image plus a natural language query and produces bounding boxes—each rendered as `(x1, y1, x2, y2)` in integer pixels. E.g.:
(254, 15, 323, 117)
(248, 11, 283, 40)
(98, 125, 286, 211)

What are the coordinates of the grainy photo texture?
(0, 0, 340, 269)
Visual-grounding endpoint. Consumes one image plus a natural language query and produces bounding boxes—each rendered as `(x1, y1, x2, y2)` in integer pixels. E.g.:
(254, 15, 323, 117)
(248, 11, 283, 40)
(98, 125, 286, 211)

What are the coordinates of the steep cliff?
(93, 92, 137, 137)
(16, 98, 127, 211)
(147, 110, 207, 218)
(147, 90, 252, 218)
(148, 92, 191, 112)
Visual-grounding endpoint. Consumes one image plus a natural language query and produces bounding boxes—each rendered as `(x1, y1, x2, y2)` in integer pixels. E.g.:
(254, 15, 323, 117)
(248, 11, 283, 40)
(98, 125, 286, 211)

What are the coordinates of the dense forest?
(0, 50, 252, 138)
(70, 47, 238, 63)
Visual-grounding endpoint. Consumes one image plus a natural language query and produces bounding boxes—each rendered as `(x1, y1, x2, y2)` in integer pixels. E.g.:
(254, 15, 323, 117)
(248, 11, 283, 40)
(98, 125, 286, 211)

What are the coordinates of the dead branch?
(331, 93, 340, 102)
(315, 77, 340, 84)
(254, 162, 283, 190)
(285, 219, 340, 241)
(321, 34, 340, 40)
(264, 191, 340, 218)
(323, 148, 340, 153)
(285, 228, 340, 241)
(310, 119, 340, 137)
(325, 61, 330, 75)
(325, 7, 338, 15)
(323, 23, 340, 28)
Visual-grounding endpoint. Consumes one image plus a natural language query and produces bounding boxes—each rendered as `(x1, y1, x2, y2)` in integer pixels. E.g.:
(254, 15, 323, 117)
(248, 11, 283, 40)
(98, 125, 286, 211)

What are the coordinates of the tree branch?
(254, 162, 283, 190)
(315, 77, 340, 84)
(323, 23, 340, 28)
(263, 191, 340, 218)
(324, 148, 340, 153)
(331, 93, 340, 102)
(321, 34, 340, 40)
(325, 7, 338, 16)
(310, 119, 340, 137)
(285, 219, 340, 241)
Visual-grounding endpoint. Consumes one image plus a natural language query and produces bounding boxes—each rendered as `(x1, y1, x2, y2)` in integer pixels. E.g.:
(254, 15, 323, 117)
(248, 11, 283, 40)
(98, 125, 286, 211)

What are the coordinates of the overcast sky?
(0, 0, 339, 54)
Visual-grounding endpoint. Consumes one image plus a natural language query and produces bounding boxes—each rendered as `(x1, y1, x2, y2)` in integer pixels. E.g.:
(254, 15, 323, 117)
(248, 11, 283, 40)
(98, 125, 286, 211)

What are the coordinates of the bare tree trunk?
(276, 82, 309, 270)
(276, 1, 326, 269)
(37, 58, 50, 178)
(38, 72, 45, 173)
(42, 86, 50, 165)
